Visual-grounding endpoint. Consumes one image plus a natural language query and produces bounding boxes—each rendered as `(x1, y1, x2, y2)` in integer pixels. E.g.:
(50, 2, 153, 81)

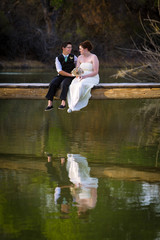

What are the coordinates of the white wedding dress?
(66, 154, 98, 188)
(66, 154, 98, 210)
(67, 62, 99, 112)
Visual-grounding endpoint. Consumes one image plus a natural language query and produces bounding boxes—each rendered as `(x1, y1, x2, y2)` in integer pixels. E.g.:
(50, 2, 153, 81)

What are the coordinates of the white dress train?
(66, 154, 98, 188)
(67, 62, 99, 111)
(66, 154, 98, 210)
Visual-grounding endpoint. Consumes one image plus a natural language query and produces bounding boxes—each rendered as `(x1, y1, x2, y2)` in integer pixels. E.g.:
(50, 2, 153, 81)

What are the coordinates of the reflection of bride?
(66, 154, 98, 212)
(67, 40, 99, 112)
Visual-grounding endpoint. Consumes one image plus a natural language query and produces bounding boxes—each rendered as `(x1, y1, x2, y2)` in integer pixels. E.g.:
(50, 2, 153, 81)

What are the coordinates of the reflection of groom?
(45, 154, 70, 187)
(45, 154, 72, 210)
(45, 41, 77, 111)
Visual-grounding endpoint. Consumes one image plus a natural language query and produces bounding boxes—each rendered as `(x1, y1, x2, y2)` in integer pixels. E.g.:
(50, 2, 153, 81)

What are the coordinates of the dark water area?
(0, 67, 125, 84)
(0, 70, 160, 240)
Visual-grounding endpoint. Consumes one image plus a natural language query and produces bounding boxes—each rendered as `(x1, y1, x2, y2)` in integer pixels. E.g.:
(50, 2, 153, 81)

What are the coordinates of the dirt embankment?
(0, 59, 52, 69)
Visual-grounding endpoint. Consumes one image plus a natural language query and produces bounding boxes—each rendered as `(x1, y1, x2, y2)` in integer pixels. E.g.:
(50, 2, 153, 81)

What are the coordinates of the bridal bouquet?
(71, 67, 84, 76)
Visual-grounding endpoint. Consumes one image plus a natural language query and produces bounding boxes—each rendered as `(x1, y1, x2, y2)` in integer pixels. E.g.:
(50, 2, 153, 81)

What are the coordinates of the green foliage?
(0, 11, 13, 35)
(76, 20, 87, 38)
(0, 0, 159, 65)
(50, 0, 64, 9)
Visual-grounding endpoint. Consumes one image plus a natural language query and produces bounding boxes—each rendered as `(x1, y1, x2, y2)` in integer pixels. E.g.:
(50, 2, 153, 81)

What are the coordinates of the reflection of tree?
(0, 164, 160, 239)
(0, 99, 67, 156)
(137, 100, 160, 166)
(57, 100, 140, 153)
(95, 179, 160, 240)
(57, 99, 160, 166)
(1, 98, 160, 168)
(0, 170, 46, 239)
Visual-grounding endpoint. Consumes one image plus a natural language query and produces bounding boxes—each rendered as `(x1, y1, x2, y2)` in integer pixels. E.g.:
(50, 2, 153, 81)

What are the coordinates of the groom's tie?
(64, 56, 68, 62)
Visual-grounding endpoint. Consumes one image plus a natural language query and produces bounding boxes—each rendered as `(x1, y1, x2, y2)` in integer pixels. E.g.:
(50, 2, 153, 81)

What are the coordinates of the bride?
(67, 40, 100, 113)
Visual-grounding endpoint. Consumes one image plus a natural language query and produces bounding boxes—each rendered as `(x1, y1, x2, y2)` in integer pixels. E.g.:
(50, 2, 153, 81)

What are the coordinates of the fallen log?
(1, 83, 160, 99)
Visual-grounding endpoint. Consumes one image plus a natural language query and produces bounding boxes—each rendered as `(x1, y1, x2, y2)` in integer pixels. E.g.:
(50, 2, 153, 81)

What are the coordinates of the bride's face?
(79, 45, 88, 55)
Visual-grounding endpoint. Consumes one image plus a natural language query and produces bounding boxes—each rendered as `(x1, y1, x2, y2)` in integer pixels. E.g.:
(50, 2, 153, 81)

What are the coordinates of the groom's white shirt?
(55, 54, 77, 73)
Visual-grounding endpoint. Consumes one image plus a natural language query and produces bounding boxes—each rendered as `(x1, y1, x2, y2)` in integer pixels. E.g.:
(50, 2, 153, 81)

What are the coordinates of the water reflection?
(1, 70, 160, 239)
(44, 153, 98, 217)
(0, 69, 55, 83)
(140, 183, 160, 207)
(0, 67, 122, 83)
(0, 98, 160, 167)
(67, 154, 98, 214)
(0, 154, 160, 240)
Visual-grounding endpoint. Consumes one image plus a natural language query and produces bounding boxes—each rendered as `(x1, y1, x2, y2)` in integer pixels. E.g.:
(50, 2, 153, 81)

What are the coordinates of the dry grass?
(0, 59, 49, 69)
(112, 9, 160, 82)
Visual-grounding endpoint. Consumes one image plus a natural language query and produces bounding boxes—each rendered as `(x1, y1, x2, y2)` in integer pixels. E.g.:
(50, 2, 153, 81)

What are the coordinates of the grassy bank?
(0, 56, 141, 70)
(0, 59, 52, 69)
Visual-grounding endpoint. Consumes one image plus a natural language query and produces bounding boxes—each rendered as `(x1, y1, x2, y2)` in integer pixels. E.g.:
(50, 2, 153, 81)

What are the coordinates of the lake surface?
(0, 69, 160, 240)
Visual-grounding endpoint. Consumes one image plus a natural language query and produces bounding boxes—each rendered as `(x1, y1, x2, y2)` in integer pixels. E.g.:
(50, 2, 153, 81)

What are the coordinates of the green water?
(0, 69, 160, 240)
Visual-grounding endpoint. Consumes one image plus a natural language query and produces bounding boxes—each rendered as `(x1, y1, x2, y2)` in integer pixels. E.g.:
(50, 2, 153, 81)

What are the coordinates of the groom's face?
(63, 44, 72, 55)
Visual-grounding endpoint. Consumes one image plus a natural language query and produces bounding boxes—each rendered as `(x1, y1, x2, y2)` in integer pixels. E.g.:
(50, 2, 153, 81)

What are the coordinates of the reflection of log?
(0, 158, 160, 183)
(1, 83, 160, 99)
(91, 166, 160, 182)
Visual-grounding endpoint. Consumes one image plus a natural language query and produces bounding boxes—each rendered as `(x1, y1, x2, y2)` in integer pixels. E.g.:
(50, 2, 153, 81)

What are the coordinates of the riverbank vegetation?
(113, 10, 160, 82)
(0, 0, 159, 68)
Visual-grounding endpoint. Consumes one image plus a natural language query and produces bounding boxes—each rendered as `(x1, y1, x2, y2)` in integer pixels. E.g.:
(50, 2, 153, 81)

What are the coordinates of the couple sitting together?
(45, 40, 100, 113)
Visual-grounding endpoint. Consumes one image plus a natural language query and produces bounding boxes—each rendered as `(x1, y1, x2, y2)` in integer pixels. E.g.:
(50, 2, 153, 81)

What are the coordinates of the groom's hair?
(61, 41, 72, 49)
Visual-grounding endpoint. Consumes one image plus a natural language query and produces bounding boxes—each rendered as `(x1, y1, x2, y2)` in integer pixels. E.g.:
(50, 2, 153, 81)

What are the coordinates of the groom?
(45, 42, 77, 111)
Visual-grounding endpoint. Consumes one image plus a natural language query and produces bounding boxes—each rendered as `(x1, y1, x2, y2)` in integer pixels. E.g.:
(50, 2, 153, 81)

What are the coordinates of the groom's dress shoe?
(45, 106, 53, 111)
(58, 105, 66, 110)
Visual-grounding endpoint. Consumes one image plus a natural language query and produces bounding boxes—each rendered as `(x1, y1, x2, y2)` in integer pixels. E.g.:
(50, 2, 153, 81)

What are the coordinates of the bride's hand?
(79, 75, 85, 81)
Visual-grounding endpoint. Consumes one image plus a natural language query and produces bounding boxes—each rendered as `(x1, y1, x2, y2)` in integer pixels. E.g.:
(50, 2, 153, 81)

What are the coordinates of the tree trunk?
(41, 0, 54, 35)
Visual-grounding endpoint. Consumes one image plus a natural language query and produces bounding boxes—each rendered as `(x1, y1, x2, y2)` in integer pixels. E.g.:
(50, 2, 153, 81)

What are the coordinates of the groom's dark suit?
(46, 54, 76, 101)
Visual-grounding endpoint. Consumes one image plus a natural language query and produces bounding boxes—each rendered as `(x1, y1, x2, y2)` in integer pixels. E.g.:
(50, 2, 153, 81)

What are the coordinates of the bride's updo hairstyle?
(79, 40, 93, 51)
